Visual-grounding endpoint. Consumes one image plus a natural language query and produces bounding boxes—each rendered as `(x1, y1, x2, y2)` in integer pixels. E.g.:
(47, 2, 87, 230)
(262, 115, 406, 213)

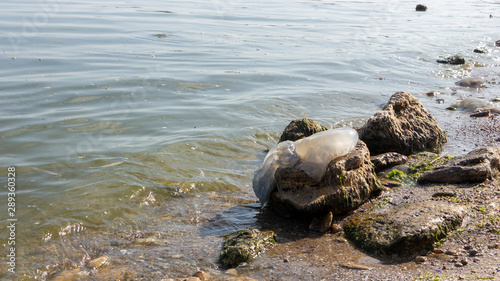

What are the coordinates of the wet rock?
(269, 140, 381, 215)
(371, 152, 408, 173)
(474, 48, 486, 54)
(359, 91, 447, 156)
(309, 211, 333, 233)
(219, 228, 276, 268)
(88, 256, 109, 268)
(416, 4, 427, 11)
(496, 40, 500, 47)
(418, 146, 500, 184)
(470, 111, 491, 118)
(437, 55, 465, 65)
(455, 77, 486, 88)
(344, 201, 466, 256)
(278, 118, 327, 143)
(451, 97, 500, 115)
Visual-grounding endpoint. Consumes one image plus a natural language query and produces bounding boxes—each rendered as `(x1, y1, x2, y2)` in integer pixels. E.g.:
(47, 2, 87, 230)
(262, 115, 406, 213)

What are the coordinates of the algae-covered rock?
(437, 55, 465, 65)
(219, 228, 276, 268)
(269, 140, 381, 215)
(253, 127, 359, 204)
(278, 118, 327, 143)
(344, 201, 465, 256)
(418, 146, 500, 184)
(359, 91, 447, 156)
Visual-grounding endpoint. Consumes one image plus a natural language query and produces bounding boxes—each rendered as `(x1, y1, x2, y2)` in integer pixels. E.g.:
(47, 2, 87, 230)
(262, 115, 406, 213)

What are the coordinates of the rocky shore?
(212, 83, 500, 279)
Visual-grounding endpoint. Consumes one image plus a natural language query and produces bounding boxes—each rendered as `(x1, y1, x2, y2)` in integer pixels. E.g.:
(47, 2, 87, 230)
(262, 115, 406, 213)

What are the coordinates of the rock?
(309, 211, 333, 233)
(415, 256, 427, 264)
(193, 270, 210, 280)
(253, 127, 358, 204)
(418, 146, 500, 184)
(432, 192, 456, 198)
(455, 77, 486, 88)
(343, 201, 466, 256)
(331, 223, 343, 233)
(225, 269, 239, 277)
(88, 256, 109, 268)
(416, 4, 427, 11)
(473, 48, 486, 54)
(433, 248, 445, 254)
(219, 228, 276, 268)
(470, 111, 491, 118)
(496, 40, 500, 47)
(269, 140, 381, 215)
(52, 268, 84, 281)
(437, 55, 465, 65)
(359, 91, 447, 156)
(451, 97, 500, 115)
(339, 262, 371, 270)
(371, 152, 408, 173)
(278, 118, 327, 143)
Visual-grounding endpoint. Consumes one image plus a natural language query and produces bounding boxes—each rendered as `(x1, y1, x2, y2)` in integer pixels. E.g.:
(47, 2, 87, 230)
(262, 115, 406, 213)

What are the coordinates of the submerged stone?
(455, 77, 485, 88)
(219, 228, 276, 268)
(344, 201, 465, 256)
(451, 97, 500, 115)
(437, 55, 465, 65)
(415, 4, 427, 11)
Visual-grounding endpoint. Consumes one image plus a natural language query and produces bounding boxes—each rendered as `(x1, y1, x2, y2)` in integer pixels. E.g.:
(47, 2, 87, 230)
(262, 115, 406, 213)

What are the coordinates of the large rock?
(268, 140, 381, 216)
(418, 146, 500, 184)
(344, 201, 466, 256)
(278, 118, 327, 143)
(359, 91, 447, 156)
(219, 228, 276, 268)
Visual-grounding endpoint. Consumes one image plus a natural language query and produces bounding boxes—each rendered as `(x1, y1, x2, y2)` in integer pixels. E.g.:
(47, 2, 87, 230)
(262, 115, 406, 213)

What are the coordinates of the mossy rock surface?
(344, 201, 465, 256)
(219, 228, 276, 268)
(270, 140, 381, 216)
(278, 118, 327, 143)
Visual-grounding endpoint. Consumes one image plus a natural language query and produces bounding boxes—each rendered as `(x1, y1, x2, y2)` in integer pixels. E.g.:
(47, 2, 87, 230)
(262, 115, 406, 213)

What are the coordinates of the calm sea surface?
(0, 0, 499, 279)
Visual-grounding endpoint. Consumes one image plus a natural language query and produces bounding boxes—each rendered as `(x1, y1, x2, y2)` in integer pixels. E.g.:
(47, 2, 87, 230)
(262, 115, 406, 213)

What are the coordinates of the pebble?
(445, 250, 458, 256)
(225, 269, 238, 277)
(88, 256, 109, 268)
(460, 258, 468, 265)
(487, 243, 499, 249)
(416, 4, 427, 11)
(415, 256, 427, 264)
(468, 249, 479, 256)
(455, 262, 464, 268)
(330, 223, 343, 233)
(193, 270, 210, 280)
(339, 262, 371, 270)
(433, 248, 445, 254)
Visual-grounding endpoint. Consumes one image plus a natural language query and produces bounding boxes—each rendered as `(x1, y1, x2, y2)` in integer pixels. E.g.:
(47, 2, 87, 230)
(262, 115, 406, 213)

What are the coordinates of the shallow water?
(0, 0, 499, 279)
